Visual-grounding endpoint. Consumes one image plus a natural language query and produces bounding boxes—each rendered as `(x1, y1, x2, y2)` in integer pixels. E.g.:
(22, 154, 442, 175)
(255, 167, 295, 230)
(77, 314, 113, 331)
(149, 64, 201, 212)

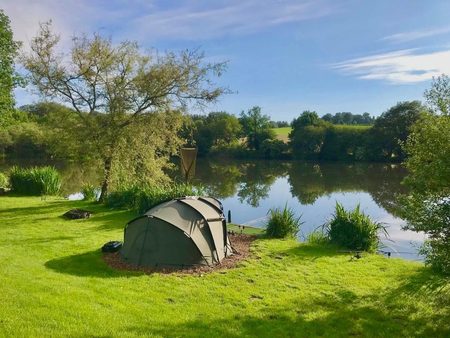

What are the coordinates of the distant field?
(272, 127, 291, 142)
(272, 125, 372, 143)
(332, 124, 372, 131)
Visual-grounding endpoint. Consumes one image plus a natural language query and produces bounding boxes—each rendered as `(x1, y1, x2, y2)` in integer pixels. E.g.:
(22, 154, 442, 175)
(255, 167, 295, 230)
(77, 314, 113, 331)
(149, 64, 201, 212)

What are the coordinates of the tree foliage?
(367, 101, 425, 161)
(401, 75, 450, 274)
(21, 23, 226, 200)
(192, 112, 241, 154)
(0, 10, 21, 116)
(239, 106, 275, 150)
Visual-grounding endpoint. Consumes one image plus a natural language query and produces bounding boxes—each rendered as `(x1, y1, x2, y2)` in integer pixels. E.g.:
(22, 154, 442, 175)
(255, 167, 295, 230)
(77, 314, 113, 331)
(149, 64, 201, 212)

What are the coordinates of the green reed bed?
(8, 166, 61, 196)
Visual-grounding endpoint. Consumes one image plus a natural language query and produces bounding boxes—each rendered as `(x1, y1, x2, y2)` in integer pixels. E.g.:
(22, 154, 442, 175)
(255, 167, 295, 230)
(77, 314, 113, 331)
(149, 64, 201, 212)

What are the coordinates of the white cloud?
(382, 26, 450, 43)
(127, 0, 335, 41)
(1, 0, 335, 48)
(332, 49, 450, 84)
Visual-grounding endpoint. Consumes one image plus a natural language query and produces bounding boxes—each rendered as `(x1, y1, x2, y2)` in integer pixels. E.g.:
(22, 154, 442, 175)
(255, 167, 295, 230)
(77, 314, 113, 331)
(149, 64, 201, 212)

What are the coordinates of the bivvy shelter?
(121, 196, 233, 268)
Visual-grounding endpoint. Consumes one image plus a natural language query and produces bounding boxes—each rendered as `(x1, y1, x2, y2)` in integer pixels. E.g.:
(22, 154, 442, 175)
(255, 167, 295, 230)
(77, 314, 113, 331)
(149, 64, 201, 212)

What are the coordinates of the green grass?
(272, 127, 291, 142)
(228, 223, 264, 235)
(1, 196, 449, 337)
(272, 125, 371, 143)
(332, 124, 372, 131)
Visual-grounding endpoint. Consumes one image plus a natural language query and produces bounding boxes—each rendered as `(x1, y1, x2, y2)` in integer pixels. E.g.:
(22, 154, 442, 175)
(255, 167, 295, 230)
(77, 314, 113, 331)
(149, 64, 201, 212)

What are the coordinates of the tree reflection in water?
(194, 159, 407, 217)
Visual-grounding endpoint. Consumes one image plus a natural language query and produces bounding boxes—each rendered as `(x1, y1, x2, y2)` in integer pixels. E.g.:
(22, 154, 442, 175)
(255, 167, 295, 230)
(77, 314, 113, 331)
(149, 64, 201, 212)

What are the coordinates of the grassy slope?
(0, 196, 449, 337)
(272, 127, 291, 143)
(272, 125, 372, 143)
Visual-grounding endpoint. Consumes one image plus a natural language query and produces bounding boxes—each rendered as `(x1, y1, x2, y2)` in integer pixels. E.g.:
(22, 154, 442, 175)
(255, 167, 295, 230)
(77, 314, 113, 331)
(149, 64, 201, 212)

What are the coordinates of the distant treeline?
(1, 101, 425, 163)
(184, 101, 425, 162)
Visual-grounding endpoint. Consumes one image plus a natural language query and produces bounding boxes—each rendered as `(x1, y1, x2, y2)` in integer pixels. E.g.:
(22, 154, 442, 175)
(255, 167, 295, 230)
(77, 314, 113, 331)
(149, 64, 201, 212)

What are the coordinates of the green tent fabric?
(121, 196, 232, 267)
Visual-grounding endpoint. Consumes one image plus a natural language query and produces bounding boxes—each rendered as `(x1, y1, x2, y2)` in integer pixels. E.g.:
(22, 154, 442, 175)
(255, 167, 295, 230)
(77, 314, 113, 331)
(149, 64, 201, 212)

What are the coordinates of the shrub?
(9, 166, 61, 196)
(81, 183, 98, 201)
(265, 205, 302, 238)
(0, 172, 8, 188)
(106, 184, 204, 213)
(326, 203, 386, 252)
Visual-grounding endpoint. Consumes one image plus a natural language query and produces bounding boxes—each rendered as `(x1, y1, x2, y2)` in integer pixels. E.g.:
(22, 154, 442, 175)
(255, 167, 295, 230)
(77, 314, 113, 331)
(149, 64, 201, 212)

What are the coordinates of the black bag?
(101, 241, 123, 253)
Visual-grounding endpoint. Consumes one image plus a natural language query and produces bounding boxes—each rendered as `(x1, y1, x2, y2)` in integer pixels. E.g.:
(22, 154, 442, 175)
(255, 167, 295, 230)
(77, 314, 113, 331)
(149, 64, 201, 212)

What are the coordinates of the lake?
(192, 159, 425, 261)
(0, 158, 425, 261)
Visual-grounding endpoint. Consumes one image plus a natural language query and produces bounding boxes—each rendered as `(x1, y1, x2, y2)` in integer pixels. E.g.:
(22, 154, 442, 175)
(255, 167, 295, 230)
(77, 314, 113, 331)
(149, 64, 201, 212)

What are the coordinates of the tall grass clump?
(81, 183, 98, 201)
(265, 204, 302, 238)
(106, 184, 204, 213)
(0, 172, 8, 188)
(326, 203, 386, 252)
(9, 166, 61, 196)
(306, 230, 329, 245)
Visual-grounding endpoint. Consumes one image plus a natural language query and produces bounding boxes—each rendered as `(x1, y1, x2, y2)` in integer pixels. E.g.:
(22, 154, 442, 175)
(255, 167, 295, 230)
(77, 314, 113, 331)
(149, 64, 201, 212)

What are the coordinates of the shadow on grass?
(281, 243, 344, 260)
(0, 200, 71, 217)
(45, 249, 141, 278)
(8, 235, 78, 245)
(90, 209, 136, 231)
(128, 281, 450, 337)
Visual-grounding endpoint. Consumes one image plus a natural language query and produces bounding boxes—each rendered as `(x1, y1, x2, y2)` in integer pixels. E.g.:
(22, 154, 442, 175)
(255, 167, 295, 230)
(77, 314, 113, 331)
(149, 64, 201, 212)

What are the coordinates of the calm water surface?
(1, 158, 425, 261)
(191, 159, 425, 261)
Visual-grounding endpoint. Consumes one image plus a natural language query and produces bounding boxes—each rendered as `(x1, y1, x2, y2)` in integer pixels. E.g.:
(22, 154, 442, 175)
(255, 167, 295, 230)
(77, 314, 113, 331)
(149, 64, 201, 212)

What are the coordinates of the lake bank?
(0, 158, 425, 260)
(0, 196, 448, 337)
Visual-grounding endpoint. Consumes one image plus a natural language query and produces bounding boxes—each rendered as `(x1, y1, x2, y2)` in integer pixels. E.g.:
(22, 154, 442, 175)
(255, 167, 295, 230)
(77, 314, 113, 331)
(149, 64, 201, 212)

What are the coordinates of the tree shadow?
(90, 209, 136, 231)
(127, 282, 450, 337)
(280, 243, 345, 260)
(8, 235, 78, 245)
(45, 249, 141, 278)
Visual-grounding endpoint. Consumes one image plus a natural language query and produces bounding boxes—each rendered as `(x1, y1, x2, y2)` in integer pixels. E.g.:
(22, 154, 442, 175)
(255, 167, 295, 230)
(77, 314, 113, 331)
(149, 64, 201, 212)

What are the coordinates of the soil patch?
(102, 233, 257, 275)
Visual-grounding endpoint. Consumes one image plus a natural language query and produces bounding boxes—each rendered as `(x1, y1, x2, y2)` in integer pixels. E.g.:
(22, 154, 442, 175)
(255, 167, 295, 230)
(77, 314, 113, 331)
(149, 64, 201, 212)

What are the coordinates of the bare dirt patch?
(102, 233, 258, 275)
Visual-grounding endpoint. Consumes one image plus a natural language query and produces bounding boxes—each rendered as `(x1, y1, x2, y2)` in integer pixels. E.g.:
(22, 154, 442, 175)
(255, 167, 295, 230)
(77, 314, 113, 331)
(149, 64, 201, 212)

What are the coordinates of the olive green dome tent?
(121, 196, 233, 268)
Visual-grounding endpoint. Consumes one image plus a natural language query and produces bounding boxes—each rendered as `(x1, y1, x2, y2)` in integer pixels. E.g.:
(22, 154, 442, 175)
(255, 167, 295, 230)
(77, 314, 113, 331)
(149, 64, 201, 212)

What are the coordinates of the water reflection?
(193, 159, 425, 261)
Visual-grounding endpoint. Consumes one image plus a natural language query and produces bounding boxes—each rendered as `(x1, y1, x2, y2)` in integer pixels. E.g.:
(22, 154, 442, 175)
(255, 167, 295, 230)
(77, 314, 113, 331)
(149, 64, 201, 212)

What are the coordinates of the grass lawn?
(272, 127, 291, 143)
(1, 196, 449, 337)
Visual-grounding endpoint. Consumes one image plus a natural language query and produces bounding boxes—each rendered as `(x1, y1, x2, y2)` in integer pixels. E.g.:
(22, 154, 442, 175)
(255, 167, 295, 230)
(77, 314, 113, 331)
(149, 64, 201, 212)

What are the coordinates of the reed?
(265, 204, 302, 238)
(326, 202, 386, 252)
(9, 166, 61, 196)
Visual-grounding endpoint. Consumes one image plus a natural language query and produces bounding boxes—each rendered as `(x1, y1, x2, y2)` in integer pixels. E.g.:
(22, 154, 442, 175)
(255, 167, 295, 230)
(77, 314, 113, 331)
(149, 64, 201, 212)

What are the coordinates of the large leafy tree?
(367, 101, 425, 161)
(401, 75, 450, 274)
(192, 111, 241, 154)
(239, 106, 274, 150)
(22, 23, 226, 201)
(0, 10, 22, 124)
(289, 111, 329, 159)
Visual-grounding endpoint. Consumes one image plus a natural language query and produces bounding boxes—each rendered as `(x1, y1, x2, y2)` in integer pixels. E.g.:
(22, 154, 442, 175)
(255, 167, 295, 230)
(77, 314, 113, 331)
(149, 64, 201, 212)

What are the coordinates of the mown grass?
(272, 125, 371, 144)
(0, 196, 449, 337)
(272, 127, 291, 142)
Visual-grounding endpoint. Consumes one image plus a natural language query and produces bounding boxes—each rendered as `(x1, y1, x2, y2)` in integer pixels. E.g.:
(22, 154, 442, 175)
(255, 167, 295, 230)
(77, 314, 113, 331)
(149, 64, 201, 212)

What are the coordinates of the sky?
(2, 0, 450, 120)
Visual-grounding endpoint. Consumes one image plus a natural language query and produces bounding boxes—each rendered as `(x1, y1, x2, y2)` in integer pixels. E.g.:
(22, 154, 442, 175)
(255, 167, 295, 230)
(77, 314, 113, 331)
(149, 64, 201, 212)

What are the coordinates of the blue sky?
(3, 0, 450, 120)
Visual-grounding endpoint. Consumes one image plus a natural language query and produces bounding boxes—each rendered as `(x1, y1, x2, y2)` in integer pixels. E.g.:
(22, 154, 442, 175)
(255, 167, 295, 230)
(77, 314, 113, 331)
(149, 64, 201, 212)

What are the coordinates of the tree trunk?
(98, 157, 112, 203)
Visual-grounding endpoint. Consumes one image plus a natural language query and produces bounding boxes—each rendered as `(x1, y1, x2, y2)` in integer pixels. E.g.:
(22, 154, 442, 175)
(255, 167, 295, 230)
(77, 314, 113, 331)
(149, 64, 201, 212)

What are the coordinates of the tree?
(289, 111, 329, 159)
(424, 74, 450, 115)
(239, 106, 274, 150)
(291, 110, 321, 130)
(22, 23, 226, 201)
(0, 10, 22, 121)
(401, 75, 450, 274)
(367, 101, 425, 161)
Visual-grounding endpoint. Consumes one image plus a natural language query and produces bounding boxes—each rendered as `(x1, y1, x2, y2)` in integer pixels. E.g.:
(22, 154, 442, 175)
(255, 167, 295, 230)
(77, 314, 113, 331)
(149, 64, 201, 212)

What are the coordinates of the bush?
(265, 205, 302, 238)
(81, 183, 98, 201)
(0, 172, 8, 188)
(326, 203, 386, 252)
(106, 184, 204, 213)
(9, 166, 61, 196)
